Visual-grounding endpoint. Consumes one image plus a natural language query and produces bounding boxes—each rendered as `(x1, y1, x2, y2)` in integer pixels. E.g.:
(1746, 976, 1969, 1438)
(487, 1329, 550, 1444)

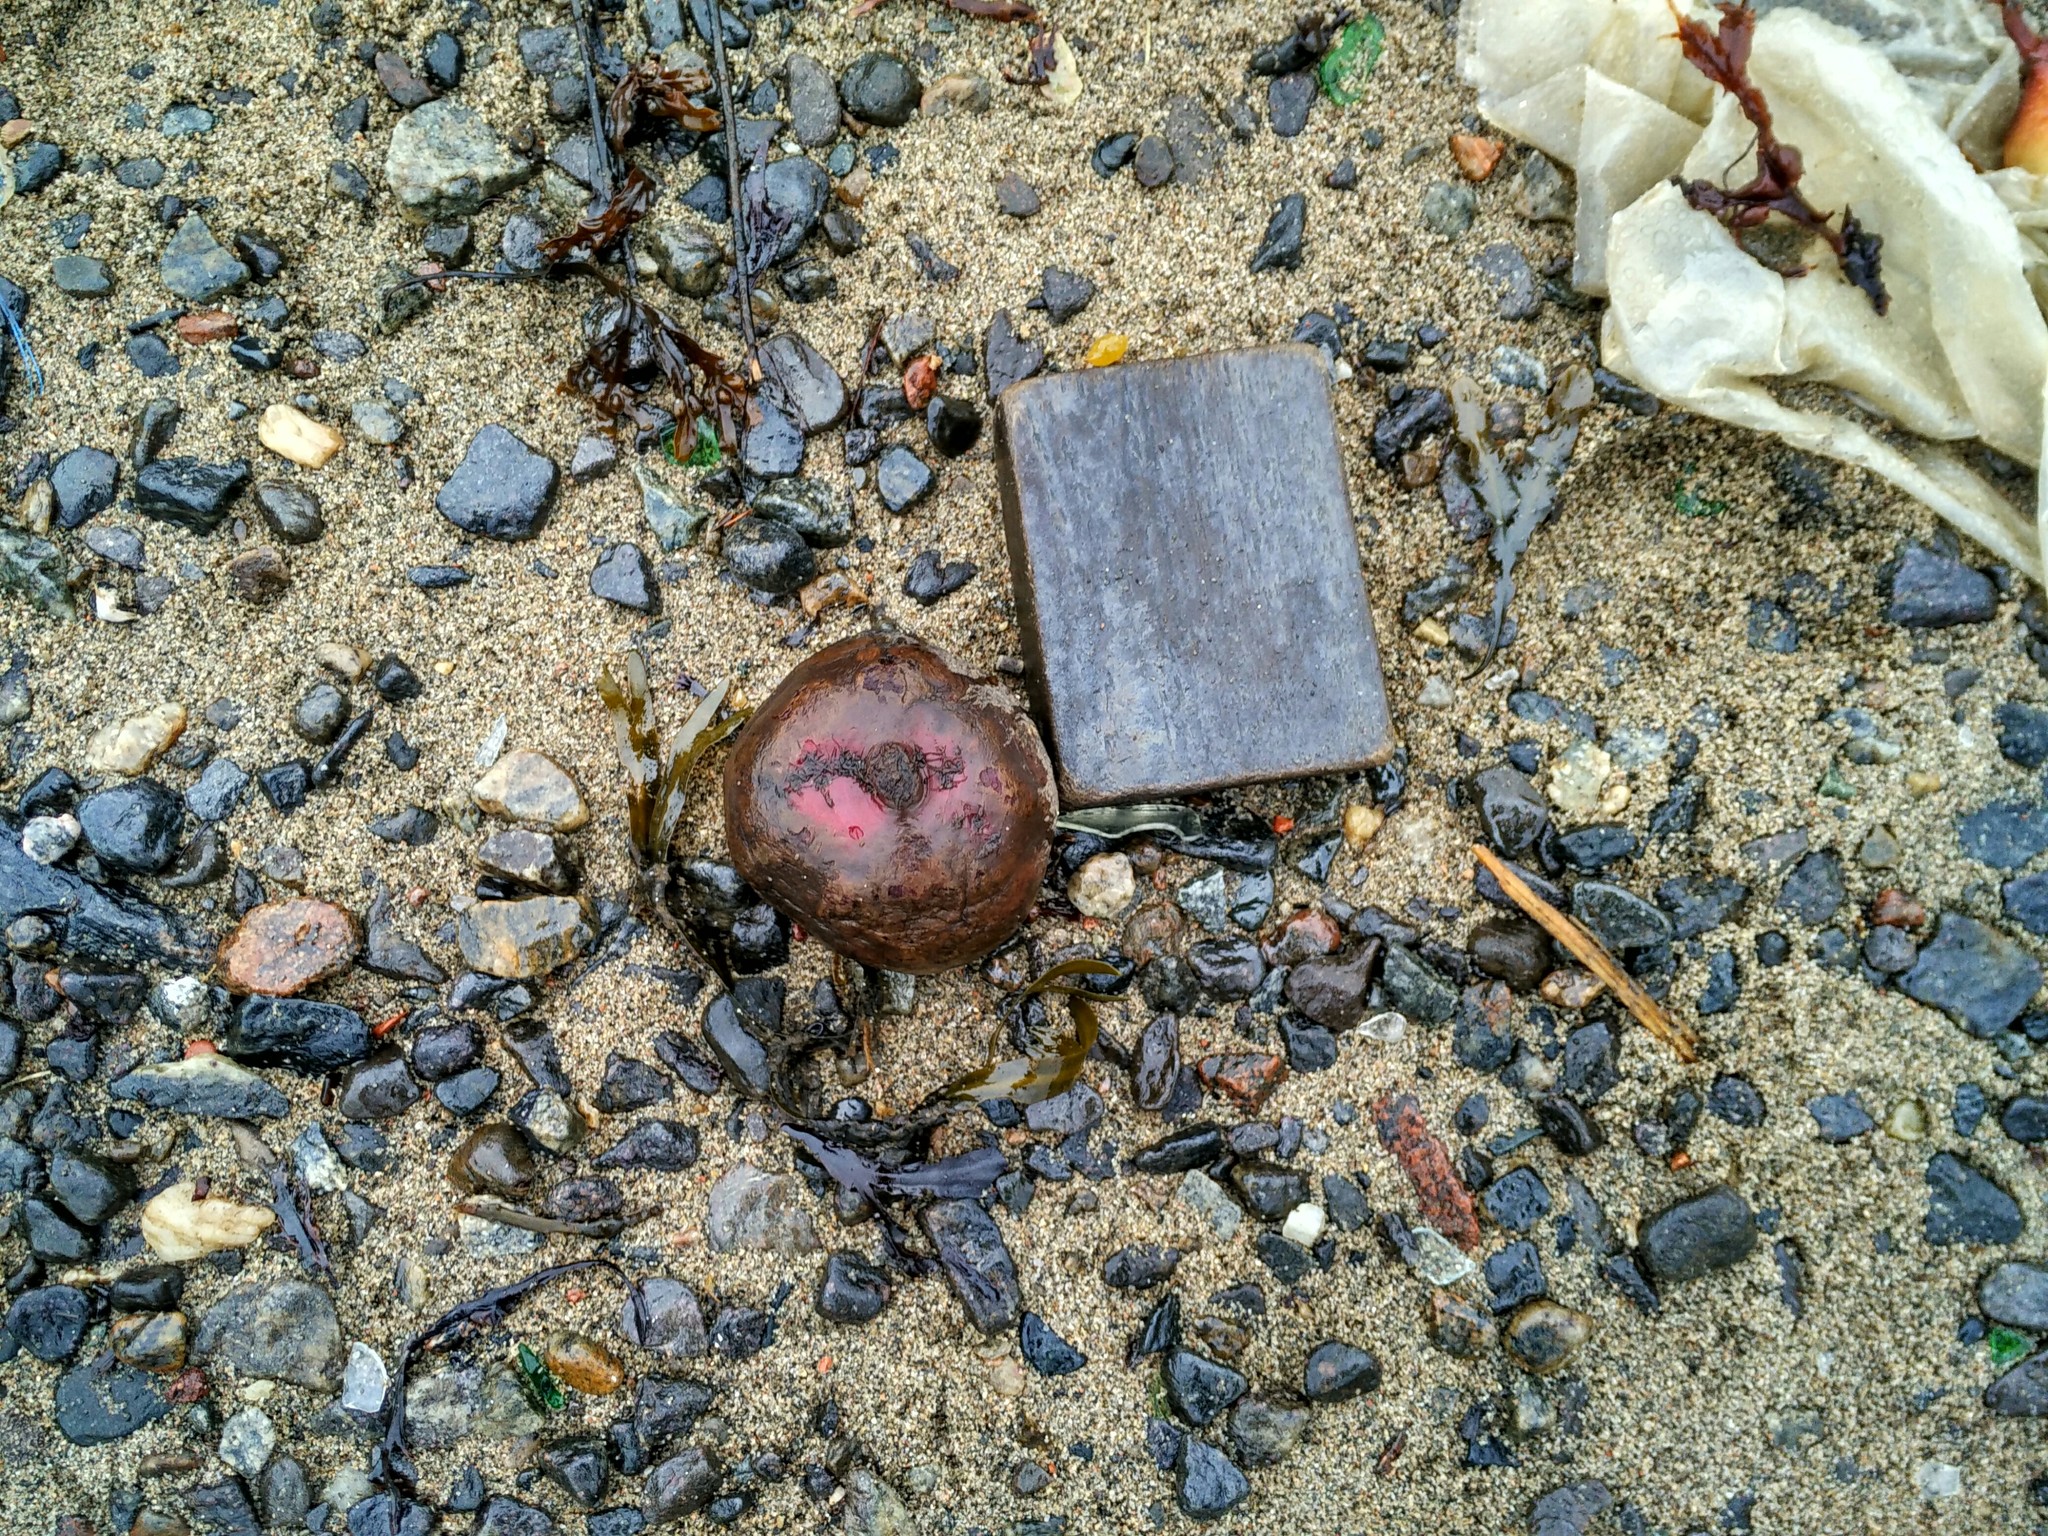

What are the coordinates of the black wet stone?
(1103, 1242, 1181, 1289)
(1175, 1437, 1249, 1522)
(721, 515, 815, 595)
(593, 1119, 700, 1171)
(1777, 850, 1845, 924)
(1898, 914, 2043, 1038)
(925, 396, 983, 458)
(51, 447, 119, 527)
(1372, 387, 1453, 469)
(984, 310, 1045, 401)
(50, 1148, 135, 1223)
(224, 996, 370, 1072)
(252, 483, 323, 545)
(633, 1377, 716, 1453)
(1040, 267, 1097, 325)
(1568, 881, 1671, 952)
(54, 1358, 170, 1445)
(839, 52, 918, 126)
(1997, 701, 2048, 770)
(742, 395, 806, 480)
(596, 1053, 671, 1114)
(336, 1047, 419, 1119)
(1019, 1312, 1087, 1375)
(902, 550, 975, 605)
(257, 759, 310, 811)
(1248, 192, 1306, 273)
(1267, 72, 1315, 137)
(590, 543, 659, 613)
(1957, 801, 2048, 869)
(1092, 132, 1138, 176)
(1380, 945, 1456, 1023)
(1132, 1124, 1224, 1174)
(135, 456, 251, 532)
(815, 1251, 890, 1324)
(1886, 542, 1995, 627)
(1256, 1236, 1319, 1282)
(1707, 1074, 1766, 1127)
(1302, 1340, 1380, 1402)
(1483, 1167, 1552, 1233)
(2002, 1096, 2048, 1144)
(76, 780, 184, 874)
(1485, 1240, 1545, 1313)
(1655, 875, 1749, 939)
(875, 446, 933, 512)
(1163, 1349, 1247, 1426)
(1557, 824, 1638, 873)
(6, 1285, 90, 1362)
(409, 1021, 485, 1083)
(1924, 1152, 2021, 1245)
(1639, 1184, 1757, 1282)
(922, 1198, 1021, 1335)
(1807, 1093, 1875, 1143)
(436, 426, 558, 540)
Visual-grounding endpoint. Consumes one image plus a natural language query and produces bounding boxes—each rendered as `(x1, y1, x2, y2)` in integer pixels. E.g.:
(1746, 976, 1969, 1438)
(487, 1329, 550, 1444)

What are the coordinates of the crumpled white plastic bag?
(1459, 0, 2048, 581)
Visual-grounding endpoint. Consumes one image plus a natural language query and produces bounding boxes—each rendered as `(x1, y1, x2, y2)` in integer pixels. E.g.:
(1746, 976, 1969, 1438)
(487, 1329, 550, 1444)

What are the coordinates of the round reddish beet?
(723, 632, 1056, 973)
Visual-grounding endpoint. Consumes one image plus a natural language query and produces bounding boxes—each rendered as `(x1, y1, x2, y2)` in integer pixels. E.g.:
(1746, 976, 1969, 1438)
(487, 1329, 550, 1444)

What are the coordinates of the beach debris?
(1448, 361, 1595, 670)
(722, 632, 1055, 974)
(1459, 0, 2048, 579)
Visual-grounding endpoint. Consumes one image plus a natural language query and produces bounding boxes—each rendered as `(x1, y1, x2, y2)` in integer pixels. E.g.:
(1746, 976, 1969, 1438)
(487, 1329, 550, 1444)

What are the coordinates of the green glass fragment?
(1319, 15, 1385, 105)
(685, 417, 721, 467)
(517, 1343, 565, 1412)
(1988, 1326, 2033, 1368)
(1673, 472, 1729, 518)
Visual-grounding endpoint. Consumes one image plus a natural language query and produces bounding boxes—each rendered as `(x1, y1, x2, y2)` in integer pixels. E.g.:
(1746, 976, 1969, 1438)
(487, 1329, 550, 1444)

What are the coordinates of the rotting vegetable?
(1445, 361, 1595, 672)
(1672, 2, 1888, 314)
(598, 650, 749, 980)
(722, 632, 1057, 974)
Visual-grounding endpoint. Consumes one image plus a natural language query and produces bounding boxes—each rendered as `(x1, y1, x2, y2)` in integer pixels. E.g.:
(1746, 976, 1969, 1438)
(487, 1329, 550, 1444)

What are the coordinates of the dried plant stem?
(704, 5, 757, 361)
(1469, 843, 1699, 1063)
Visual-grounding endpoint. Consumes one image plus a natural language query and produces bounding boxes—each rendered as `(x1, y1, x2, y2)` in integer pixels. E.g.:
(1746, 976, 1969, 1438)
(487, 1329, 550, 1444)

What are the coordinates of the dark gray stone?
(436, 425, 558, 540)
(1639, 1185, 1757, 1282)
(922, 1198, 1020, 1334)
(1887, 542, 1995, 627)
(1899, 914, 2042, 1037)
(1925, 1153, 2021, 1245)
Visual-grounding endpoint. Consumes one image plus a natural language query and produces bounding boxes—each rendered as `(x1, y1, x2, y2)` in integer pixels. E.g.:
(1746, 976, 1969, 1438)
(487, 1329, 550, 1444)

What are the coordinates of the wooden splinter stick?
(1469, 843, 1700, 1064)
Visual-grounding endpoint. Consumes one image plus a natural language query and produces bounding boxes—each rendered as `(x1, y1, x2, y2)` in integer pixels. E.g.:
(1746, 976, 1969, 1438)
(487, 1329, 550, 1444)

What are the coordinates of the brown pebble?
(1868, 889, 1926, 929)
(546, 1330, 625, 1395)
(1539, 968, 1606, 1009)
(174, 310, 240, 344)
(227, 545, 290, 602)
(218, 898, 360, 996)
(1504, 1300, 1593, 1375)
(1374, 1091, 1479, 1251)
(1196, 1053, 1288, 1112)
(1450, 132, 1504, 181)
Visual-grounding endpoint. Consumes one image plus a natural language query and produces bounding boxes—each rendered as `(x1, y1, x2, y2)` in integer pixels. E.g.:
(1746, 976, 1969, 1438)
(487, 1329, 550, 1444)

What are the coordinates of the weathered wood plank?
(995, 344, 1392, 806)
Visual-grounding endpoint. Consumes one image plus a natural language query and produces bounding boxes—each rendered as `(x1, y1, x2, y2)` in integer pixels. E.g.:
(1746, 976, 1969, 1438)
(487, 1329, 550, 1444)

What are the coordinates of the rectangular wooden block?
(995, 344, 1393, 808)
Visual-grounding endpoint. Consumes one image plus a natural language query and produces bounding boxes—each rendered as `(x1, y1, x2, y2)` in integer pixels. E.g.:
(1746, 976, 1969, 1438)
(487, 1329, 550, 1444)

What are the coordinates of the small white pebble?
(1281, 1203, 1326, 1246)
(1916, 1461, 1961, 1499)
(21, 813, 79, 865)
(1418, 677, 1454, 709)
